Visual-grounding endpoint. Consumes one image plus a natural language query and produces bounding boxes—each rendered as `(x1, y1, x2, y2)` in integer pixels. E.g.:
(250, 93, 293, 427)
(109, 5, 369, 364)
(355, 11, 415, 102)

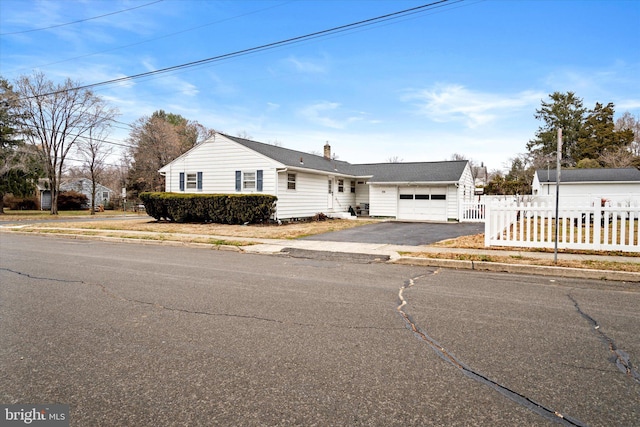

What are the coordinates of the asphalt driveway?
(301, 221, 484, 246)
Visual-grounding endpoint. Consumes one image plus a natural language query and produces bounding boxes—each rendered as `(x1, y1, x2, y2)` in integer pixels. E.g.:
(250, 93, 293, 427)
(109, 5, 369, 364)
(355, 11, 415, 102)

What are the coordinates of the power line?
(62, 156, 126, 169)
(30, 0, 462, 98)
(7, 1, 294, 73)
(18, 122, 134, 149)
(0, 0, 164, 36)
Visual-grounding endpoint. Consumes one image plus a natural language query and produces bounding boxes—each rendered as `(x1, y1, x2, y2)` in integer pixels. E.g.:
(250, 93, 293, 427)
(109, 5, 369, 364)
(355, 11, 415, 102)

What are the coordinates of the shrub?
(5, 196, 38, 210)
(58, 191, 89, 210)
(140, 192, 277, 224)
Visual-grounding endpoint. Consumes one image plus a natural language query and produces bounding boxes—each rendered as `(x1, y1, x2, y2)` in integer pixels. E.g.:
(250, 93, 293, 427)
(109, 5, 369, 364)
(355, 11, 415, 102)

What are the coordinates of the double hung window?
(235, 170, 264, 192)
(179, 172, 203, 191)
(243, 172, 256, 190)
(287, 173, 296, 190)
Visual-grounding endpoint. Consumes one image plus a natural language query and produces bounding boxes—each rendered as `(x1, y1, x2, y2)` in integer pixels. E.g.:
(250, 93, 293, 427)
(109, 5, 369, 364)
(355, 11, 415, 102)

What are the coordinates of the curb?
(2, 230, 243, 252)
(394, 256, 640, 282)
(282, 247, 391, 263)
(4, 229, 638, 282)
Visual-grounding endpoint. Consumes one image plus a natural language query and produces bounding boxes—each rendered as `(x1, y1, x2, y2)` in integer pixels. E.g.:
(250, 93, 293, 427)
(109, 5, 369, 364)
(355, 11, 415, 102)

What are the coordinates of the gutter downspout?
(275, 168, 289, 221)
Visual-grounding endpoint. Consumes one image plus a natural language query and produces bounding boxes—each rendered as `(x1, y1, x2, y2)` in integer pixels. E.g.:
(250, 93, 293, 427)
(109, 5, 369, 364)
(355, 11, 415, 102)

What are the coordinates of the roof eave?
(280, 165, 358, 177)
(369, 181, 460, 185)
(540, 180, 640, 184)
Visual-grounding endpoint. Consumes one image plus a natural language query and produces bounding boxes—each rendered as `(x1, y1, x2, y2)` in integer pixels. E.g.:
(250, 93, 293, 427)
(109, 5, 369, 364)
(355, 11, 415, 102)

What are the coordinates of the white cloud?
(404, 84, 543, 128)
(298, 101, 368, 129)
(541, 63, 640, 115)
(286, 55, 327, 74)
(616, 99, 640, 111)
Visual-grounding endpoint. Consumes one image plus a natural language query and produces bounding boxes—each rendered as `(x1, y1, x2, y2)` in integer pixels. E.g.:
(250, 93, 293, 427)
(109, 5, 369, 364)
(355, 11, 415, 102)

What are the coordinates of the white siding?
(534, 183, 640, 206)
(458, 163, 475, 203)
(355, 181, 370, 208)
(446, 185, 459, 220)
(276, 171, 330, 219)
(333, 177, 357, 213)
(161, 136, 280, 195)
(369, 185, 397, 217)
(531, 173, 542, 195)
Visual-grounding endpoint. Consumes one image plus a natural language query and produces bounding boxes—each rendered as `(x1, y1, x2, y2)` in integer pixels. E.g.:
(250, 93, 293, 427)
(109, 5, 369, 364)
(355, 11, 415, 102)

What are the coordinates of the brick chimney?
(324, 142, 331, 159)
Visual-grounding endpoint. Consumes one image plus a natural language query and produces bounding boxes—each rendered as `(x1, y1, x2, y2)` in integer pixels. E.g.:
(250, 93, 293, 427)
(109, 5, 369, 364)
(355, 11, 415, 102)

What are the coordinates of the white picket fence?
(484, 200, 640, 252)
(460, 201, 486, 222)
(460, 196, 524, 223)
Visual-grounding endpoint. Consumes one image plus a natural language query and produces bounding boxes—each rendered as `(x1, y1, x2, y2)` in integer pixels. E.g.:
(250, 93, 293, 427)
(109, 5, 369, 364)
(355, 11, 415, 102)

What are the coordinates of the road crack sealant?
(568, 294, 640, 384)
(397, 272, 586, 426)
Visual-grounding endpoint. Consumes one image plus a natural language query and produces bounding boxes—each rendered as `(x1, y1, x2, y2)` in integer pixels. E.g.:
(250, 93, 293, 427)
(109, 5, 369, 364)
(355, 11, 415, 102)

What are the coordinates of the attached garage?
(397, 187, 447, 221)
(363, 161, 475, 222)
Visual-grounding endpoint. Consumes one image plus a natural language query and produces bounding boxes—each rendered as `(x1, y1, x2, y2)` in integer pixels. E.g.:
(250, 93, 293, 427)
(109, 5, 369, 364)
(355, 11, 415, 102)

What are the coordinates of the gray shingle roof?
(536, 168, 640, 183)
(349, 161, 468, 183)
(223, 133, 468, 183)
(224, 134, 353, 175)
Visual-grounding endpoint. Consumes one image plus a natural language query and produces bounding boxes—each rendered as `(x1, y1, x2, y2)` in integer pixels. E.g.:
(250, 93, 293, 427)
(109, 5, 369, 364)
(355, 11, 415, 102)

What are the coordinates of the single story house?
(158, 133, 475, 222)
(532, 167, 640, 205)
(38, 178, 114, 210)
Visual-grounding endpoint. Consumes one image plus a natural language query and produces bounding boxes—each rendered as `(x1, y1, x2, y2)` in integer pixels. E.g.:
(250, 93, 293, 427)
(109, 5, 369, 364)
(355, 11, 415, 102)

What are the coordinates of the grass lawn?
(2, 214, 380, 240)
(0, 209, 144, 220)
(406, 250, 640, 273)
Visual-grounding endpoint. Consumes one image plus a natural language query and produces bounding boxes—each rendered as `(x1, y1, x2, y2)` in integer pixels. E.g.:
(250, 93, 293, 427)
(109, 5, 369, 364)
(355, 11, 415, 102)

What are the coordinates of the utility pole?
(554, 129, 562, 264)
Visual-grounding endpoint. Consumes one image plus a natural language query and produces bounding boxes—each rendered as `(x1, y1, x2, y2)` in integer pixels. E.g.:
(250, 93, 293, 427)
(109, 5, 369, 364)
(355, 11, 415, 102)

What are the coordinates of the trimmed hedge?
(139, 192, 277, 224)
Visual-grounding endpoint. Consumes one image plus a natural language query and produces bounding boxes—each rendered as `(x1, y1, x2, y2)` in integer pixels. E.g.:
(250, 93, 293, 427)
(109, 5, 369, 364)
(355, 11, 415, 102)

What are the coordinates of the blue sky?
(1, 0, 639, 172)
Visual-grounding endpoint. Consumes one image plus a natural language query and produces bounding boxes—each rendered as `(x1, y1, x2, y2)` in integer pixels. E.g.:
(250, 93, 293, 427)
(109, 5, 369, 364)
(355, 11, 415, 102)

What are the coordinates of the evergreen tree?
(526, 92, 586, 166)
(0, 78, 41, 213)
(575, 102, 634, 163)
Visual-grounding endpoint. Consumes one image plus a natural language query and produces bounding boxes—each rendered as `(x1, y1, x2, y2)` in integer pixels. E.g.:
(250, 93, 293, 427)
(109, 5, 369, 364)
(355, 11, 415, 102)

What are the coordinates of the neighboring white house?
(158, 133, 475, 222)
(38, 178, 114, 210)
(532, 167, 640, 206)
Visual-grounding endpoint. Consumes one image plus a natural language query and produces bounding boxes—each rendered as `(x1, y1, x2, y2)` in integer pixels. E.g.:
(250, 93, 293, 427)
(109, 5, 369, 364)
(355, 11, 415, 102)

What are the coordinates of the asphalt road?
(300, 221, 485, 245)
(1, 234, 639, 426)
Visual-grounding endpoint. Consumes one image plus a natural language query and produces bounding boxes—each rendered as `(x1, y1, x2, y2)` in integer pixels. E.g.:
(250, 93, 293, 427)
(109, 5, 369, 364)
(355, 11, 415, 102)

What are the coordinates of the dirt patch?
(434, 233, 485, 248)
(408, 251, 640, 272)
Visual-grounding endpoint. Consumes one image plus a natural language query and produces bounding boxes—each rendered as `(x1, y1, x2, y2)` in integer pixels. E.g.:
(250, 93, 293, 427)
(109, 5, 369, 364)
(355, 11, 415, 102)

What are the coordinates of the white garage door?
(397, 187, 447, 221)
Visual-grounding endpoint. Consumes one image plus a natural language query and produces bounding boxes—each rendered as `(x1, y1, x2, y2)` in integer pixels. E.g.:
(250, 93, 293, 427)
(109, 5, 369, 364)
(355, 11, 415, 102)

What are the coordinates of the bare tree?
(126, 111, 213, 194)
(77, 121, 114, 214)
(189, 121, 216, 145)
(449, 153, 483, 183)
(387, 156, 403, 163)
(236, 130, 253, 140)
(599, 146, 635, 168)
(15, 72, 117, 214)
(615, 112, 640, 157)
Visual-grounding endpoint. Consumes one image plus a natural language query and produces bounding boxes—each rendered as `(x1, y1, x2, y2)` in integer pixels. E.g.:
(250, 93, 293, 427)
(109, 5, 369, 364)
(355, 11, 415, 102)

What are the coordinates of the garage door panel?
(398, 187, 447, 221)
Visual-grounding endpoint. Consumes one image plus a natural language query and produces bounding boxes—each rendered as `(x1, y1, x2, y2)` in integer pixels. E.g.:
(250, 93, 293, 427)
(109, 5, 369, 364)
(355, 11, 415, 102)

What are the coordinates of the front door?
(327, 178, 334, 210)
